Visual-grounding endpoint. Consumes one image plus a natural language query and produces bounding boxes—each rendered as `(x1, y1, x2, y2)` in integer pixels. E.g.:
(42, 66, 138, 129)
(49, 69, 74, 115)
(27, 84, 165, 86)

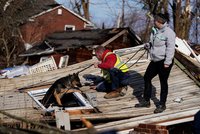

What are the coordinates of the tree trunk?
(163, 0, 168, 13)
(174, 0, 182, 38)
(173, 0, 191, 39)
(184, 0, 191, 40)
(81, 0, 90, 21)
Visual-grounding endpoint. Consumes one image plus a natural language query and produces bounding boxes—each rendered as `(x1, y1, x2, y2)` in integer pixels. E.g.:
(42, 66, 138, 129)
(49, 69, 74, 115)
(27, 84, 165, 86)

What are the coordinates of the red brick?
(146, 124, 167, 130)
(139, 123, 147, 128)
(146, 124, 158, 129)
(151, 129, 169, 134)
(135, 124, 168, 134)
(160, 126, 167, 130)
(160, 130, 169, 134)
(151, 129, 160, 134)
(143, 128, 151, 133)
(134, 127, 143, 132)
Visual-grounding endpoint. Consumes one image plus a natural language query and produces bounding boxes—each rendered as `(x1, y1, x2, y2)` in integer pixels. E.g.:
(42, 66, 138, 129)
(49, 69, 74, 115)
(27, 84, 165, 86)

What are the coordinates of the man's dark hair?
(154, 12, 170, 24)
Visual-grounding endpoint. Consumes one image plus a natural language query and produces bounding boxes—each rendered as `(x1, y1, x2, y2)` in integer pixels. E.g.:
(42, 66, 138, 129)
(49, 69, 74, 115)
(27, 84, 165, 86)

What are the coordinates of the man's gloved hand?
(144, 42, 151, 50)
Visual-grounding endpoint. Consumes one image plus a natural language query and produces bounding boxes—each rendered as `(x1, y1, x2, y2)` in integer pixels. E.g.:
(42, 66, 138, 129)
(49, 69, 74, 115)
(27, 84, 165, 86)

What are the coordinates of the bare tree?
(81, 0, 90, 20)
(61, 0, 199, 43)
(67, 0, 90, 21)
(0, 0, 26, 68)
(189, 0, 200, 44)
(0, 0, 56, 68)
(137, 0, 198, 43)
(171, 0, 192, 40)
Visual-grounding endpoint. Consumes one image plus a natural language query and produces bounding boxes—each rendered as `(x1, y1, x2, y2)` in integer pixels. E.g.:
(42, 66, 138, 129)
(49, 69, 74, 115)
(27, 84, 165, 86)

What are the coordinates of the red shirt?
(98, 49, 117, 69)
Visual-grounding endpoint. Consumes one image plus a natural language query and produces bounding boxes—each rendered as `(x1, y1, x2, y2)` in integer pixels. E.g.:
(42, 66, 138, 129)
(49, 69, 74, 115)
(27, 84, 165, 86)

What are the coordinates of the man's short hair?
(94, 46, 105, 53)
(154, 13, 169, 24)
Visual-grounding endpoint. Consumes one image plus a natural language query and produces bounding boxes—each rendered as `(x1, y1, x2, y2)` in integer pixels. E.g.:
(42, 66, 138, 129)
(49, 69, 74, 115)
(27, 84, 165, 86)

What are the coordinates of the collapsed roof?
(20, 27, 142, 56)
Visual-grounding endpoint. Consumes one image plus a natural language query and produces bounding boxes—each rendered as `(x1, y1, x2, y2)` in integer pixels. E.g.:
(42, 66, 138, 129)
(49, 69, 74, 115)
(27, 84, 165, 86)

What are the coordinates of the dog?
(41, 73, 82, 107)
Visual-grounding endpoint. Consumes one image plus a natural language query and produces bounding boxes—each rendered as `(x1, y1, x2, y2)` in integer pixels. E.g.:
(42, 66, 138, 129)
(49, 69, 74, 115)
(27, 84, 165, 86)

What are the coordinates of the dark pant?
(143, 60, 173, 106)
(194, 110, 200, 134)
(96, 68, 129, 92)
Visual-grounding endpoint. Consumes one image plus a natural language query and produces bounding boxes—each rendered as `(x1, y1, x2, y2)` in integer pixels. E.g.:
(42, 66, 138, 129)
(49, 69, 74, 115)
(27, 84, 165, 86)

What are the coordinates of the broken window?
(27, 88, 93, 111)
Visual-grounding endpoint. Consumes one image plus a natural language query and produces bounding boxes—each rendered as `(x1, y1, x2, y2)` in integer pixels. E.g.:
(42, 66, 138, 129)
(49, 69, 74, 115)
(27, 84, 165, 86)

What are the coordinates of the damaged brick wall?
(131, 124, 169, 134)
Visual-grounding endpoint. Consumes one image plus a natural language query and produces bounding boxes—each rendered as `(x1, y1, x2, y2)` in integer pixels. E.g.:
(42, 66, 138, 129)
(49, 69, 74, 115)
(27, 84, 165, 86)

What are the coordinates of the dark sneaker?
(135, 100, 150, 108)
(104, 91, 120, 99)
(154, 105, 166, 114)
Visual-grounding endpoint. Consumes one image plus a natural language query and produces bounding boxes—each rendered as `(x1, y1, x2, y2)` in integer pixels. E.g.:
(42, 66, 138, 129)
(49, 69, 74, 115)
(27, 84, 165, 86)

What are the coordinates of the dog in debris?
(41, 73, 82, 107)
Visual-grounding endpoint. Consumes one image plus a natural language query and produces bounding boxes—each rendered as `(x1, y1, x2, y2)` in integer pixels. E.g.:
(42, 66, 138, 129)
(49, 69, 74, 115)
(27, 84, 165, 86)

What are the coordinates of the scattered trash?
(173, 97, 183, 103)
(0, 65, 30, 78)
(85, 92, 98, 107)
(0, 55, 69, 79)
(83, 74, 104, 86)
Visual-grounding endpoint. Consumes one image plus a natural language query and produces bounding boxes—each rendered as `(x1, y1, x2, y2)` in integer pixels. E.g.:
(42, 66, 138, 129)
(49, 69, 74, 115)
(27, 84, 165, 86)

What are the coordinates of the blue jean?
(96, 68, 129, 92)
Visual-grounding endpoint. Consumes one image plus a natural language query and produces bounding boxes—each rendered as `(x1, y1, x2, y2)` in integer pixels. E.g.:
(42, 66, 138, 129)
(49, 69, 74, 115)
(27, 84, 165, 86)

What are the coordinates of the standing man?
(93, 46, 129, 99)
(135, 13, 176, 113)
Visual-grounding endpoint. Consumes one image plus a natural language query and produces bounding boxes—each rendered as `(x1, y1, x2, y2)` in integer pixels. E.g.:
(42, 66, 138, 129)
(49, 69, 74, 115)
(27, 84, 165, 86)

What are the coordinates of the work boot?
(135, 100, 150, 108)
(154, 105, 166, 114)
(104, 91, 120, 99)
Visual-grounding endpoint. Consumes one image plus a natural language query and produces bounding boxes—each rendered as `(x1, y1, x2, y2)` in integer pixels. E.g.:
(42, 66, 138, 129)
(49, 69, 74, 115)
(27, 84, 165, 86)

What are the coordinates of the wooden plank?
(156, 116, 194, 126)
(174, 57, 200, 86)
(101, 29, 127, 47)
(0, 49, 149, 92)
(0, 45, 199, 132)
(55, 110, 71, 130)
(70, 95, 200, 121)
(93, 108, 200, 131)
(0, 58, 97, 91)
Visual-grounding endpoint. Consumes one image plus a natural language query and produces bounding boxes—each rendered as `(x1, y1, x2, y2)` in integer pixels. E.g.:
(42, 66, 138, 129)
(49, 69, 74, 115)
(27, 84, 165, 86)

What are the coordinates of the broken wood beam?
(94, 108, 200, 132)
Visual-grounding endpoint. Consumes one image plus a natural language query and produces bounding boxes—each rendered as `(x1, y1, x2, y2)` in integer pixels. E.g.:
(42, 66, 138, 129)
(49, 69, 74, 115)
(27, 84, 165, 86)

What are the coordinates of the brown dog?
(41, 73, 82, 107)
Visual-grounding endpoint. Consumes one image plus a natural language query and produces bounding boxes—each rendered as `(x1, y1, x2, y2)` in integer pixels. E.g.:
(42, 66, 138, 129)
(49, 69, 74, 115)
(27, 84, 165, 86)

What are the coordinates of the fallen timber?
(0, 59, 96, 92)
(93, 108, 200, 132)
(175, 50, 200, 84)
(0, 46, 199, 133)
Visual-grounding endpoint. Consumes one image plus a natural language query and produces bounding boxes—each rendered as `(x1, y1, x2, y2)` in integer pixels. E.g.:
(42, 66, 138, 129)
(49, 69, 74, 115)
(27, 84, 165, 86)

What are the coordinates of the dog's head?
(71, 73, 82, 88)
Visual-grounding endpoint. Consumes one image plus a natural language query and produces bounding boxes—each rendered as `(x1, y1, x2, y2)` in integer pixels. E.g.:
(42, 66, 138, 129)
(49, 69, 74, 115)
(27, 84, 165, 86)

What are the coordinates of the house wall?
(20, 6, 87, 45)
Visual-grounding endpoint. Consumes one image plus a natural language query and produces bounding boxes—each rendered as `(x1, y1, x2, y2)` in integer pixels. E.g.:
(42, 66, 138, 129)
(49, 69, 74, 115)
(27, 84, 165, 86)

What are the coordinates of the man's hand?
(164, 64, 169, 68)
(93, 62, 99, 68)
(144, 42, 151, 50)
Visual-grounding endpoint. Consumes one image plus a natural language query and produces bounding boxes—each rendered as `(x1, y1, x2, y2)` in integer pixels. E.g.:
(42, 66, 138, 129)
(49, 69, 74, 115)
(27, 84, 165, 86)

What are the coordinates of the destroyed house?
(20, 27, 142, 66)
(0, 43, 200, 133)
